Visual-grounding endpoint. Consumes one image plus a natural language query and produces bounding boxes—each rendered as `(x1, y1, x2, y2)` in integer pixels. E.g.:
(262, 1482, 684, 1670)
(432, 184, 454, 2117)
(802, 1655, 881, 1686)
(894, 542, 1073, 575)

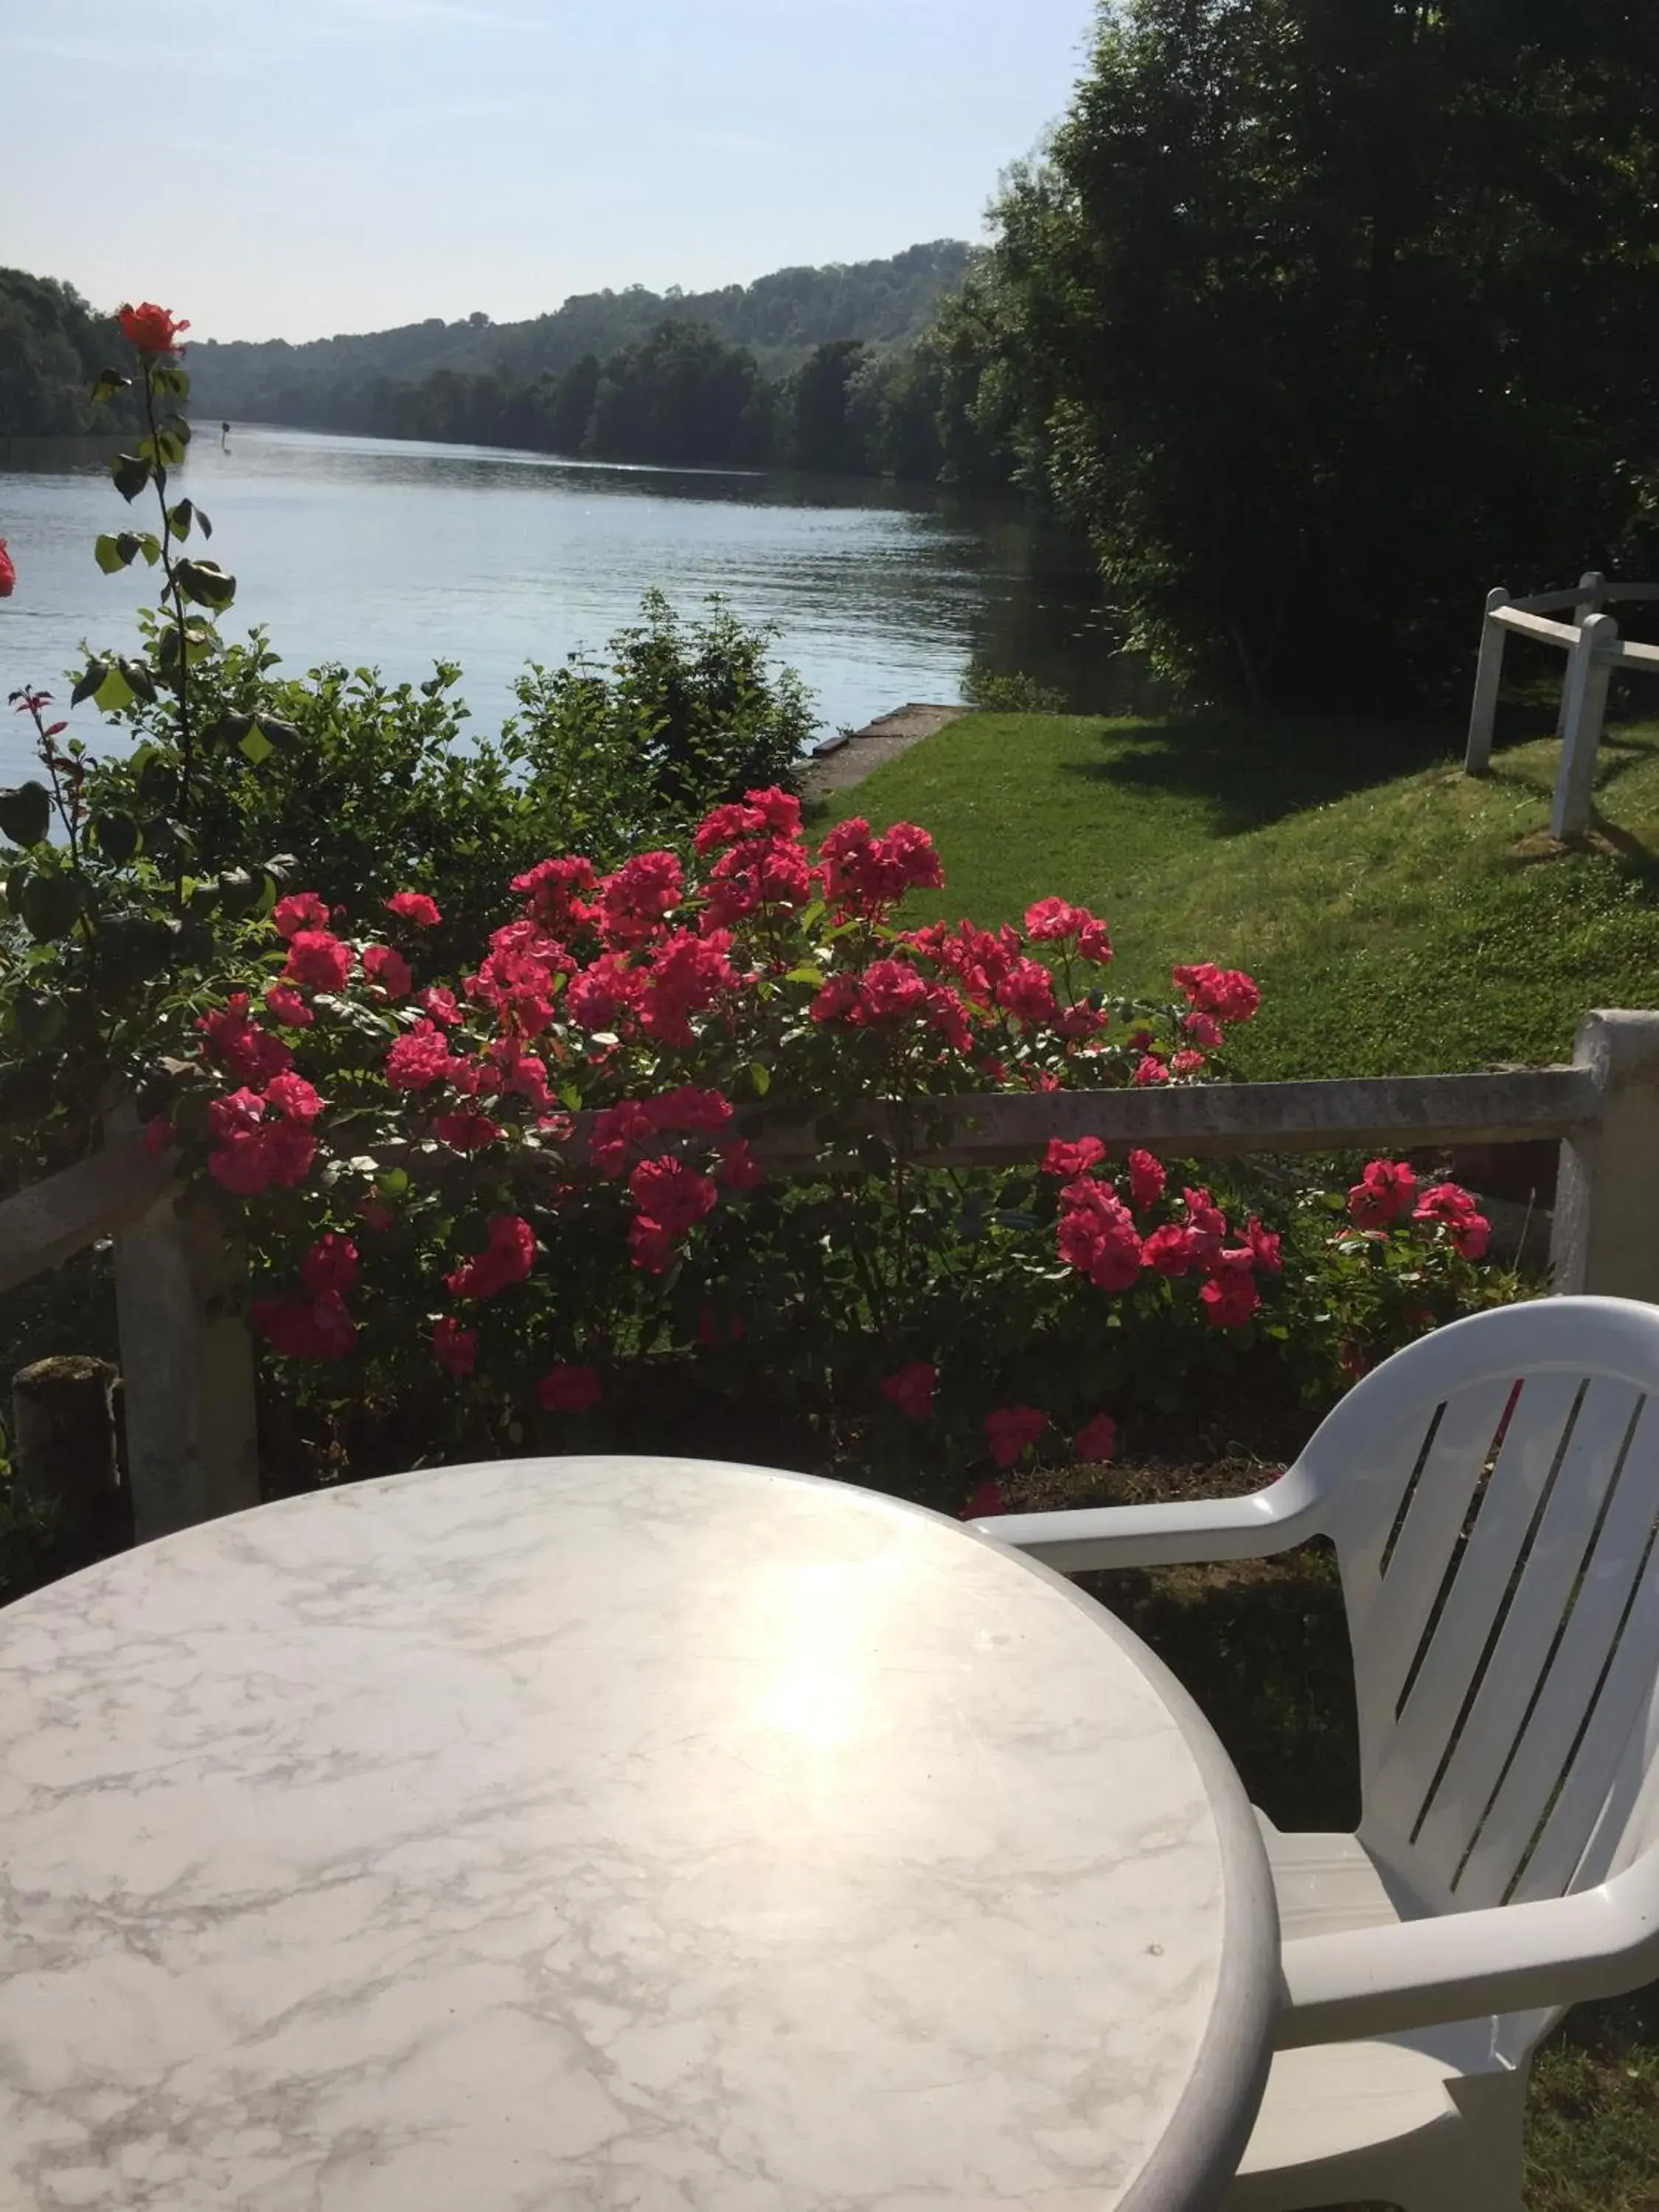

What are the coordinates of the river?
(0, 422, 1125, 788)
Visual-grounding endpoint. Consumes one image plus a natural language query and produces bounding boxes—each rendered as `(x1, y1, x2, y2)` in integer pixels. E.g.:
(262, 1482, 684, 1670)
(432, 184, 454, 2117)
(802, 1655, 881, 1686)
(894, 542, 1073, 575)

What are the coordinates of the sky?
(2, 0, 1097, 343)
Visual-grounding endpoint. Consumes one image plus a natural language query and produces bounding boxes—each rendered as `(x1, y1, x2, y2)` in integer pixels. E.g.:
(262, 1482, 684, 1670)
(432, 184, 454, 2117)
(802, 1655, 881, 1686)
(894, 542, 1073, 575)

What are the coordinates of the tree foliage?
(184, 242, 975, 425)
(978, 0, 1659, 701)
(0, 270, 145, 439)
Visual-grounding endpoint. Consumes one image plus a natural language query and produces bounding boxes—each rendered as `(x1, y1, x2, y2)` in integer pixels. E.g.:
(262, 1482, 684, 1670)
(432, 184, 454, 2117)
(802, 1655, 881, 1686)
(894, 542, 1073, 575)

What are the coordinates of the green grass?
(822, 709, 1659, 2205)
(815, 708, 1659, 1078)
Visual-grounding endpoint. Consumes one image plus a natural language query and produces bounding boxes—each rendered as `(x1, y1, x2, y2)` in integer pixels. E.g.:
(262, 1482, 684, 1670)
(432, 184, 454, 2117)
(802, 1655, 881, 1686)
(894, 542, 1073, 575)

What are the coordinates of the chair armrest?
(1275, 1857, 1659, 2048)
(974, 1468, 1323, 1572)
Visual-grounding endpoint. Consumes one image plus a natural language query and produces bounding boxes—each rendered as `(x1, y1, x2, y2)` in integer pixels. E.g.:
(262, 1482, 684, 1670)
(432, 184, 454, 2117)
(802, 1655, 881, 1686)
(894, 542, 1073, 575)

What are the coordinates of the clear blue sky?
(3, 0, 1096, 342)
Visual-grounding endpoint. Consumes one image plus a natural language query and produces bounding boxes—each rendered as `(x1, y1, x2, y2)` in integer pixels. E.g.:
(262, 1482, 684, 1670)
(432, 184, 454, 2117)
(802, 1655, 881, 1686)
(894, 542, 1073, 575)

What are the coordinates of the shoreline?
(801, 702, 965, 800)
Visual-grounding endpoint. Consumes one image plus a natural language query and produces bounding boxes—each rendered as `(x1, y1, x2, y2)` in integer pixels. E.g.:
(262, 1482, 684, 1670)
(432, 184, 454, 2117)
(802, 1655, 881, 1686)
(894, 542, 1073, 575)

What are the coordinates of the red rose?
(446, 1214, 535, 1301)
(250, 1292, 355, 1361)
(959, 1478, 1008, 1520)
(1073, 1412, 1119, 1464)
(880, 1361, 937, 1421)
(432, 1315, 479, 1377)
(273, 891, 332, 940)
(385, 890, 442, 928)
(362, 943, 413, 999)
(118, 302, 190, 355)
(263, 983, 315, 1029)
(1041, 1136, 1106, 1179)
(1349, 1159, 1418, 1229)
(984, 1405, 1047, 1470)
(301, 1234, 359, 1299)
(282, 929, 352, 992)
(0, 540, 14, 598)
(538, 1363, 602, 1413)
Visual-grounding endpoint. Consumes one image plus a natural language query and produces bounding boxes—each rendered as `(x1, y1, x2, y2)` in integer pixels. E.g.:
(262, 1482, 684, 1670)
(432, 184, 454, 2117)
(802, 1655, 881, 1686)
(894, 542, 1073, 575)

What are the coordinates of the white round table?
(0, 1457, 1277, 2212)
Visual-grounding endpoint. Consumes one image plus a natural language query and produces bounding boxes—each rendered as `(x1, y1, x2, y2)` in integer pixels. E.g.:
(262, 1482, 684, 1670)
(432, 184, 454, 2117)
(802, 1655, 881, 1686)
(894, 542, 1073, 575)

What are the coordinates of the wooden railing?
(6, 1009, 1659, 1544)
(1465, 573, 1659, 836)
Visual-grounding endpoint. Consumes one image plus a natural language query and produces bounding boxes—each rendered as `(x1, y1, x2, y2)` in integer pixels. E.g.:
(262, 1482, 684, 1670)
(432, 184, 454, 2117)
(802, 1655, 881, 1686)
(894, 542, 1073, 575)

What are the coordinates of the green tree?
(786, 339, 869, 473)
(587, 321, 773, 468)
(982, 0, 1659, 703)
(0, 271, 145, 439)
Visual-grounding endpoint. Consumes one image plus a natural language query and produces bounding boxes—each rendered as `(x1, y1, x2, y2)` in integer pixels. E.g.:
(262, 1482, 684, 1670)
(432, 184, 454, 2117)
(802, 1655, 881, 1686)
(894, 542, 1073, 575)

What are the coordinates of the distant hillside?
(187, 242, 975, 425)
(0, 269, 145, 438)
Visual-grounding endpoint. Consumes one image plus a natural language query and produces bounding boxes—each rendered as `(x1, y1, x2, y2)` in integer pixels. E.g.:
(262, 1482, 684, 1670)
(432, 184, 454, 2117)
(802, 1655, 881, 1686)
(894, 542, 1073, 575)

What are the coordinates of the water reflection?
(0, 425, 1140, 785)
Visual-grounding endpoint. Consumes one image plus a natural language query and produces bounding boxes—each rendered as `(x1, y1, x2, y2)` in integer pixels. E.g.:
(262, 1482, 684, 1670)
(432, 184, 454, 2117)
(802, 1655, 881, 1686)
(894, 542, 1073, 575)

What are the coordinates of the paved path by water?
(800, 702, 965, 800)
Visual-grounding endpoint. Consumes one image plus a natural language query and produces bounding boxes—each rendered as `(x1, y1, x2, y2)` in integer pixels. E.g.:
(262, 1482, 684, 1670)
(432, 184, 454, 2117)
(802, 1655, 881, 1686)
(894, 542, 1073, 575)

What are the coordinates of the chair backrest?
(1296, 1298, 1659, 1942)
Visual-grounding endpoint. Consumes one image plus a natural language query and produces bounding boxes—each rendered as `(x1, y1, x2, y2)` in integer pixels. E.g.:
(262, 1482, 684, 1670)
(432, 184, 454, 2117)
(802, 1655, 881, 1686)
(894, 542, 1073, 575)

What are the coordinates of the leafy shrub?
(139, 799, 1510, 1512)
(962, 663, 1069, 714)
(0, 322, 813, 1178)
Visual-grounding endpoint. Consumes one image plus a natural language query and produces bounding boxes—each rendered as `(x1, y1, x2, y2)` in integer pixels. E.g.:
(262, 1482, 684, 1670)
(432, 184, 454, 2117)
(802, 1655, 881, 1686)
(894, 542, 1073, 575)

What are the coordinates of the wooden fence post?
(1550, 1011, 1659, 1301)
(1552, 611, 1617, 840)
(112, 1194, 260, 1542)
(1464, 588, 1510, 776)
(1556, 571, 1607, 736)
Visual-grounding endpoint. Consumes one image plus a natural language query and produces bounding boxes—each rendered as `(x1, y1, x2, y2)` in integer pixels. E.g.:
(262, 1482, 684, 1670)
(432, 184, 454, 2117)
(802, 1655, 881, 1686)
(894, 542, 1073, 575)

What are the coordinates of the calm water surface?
(0, 423, 1124, 786)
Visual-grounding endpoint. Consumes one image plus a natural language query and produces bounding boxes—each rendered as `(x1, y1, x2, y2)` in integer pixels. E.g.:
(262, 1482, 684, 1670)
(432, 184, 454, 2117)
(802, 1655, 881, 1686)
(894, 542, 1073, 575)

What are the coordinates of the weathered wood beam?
(0, 1135, 177, 1294)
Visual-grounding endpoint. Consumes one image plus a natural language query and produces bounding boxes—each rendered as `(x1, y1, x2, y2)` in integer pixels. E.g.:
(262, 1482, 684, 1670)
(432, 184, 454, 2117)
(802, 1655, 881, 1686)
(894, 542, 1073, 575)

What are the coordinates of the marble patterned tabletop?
(0, 1456, 1278, 2212)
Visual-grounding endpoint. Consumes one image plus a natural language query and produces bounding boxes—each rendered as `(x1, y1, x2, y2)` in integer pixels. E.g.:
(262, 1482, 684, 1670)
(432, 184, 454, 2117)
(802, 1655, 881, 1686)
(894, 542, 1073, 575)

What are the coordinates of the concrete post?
(1551, 1011, 1659, 1301)
(112, 1195, 260, 1541)
(11, 1355, 128, 1549)
(1465, 588, 1510, 776)
(1552, 612, 1617, 840)
(1556, 571, 1607, 736)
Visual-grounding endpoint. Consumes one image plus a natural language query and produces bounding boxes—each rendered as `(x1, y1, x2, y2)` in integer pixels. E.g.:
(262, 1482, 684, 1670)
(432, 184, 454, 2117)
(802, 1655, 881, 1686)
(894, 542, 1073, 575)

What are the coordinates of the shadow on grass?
(1060, 714, 1459, 835)
(1081, 1545, 1363, 1832)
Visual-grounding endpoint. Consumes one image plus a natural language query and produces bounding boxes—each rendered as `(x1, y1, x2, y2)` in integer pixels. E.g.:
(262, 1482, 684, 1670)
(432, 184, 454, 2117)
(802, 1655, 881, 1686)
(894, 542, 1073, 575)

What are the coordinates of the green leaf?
(20, 870, 83, 944)
(252, 715, 300, 748)
(136, 532, 162, 566)
(218, 866, 261, 918)
(111, 452, 151, 502)
(749, 1060, 772, 1096)
(0, 783, 52, 849)
(71, 660, 109, 706)
(175, 558, 237, 609)
(782, 964, 824, 986)
(167, 499, 195, 540)
(239, 727, 274, 766)
(116, 656, 157, 703)
(94, 533, 136, 574)
(93, 664, 136, 714)
(148, 364, 188, 399)
(91, 368, 131, 404)
(90, 811, 140, 864)
(194, 506, 213, 540)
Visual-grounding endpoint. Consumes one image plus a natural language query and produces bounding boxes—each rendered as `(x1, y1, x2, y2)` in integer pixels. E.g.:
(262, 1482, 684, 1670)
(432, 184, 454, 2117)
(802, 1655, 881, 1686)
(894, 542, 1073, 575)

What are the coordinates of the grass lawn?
(817, 706, 1659, 2206)
(813, 707, 1659, 1079)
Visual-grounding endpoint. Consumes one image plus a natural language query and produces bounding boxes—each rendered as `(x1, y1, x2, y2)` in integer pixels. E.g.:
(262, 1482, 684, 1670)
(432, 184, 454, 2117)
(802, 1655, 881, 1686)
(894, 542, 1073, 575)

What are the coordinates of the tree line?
(181, 241, 974, 420)
(0, 269, 145, 439)
(212, 311, 1017, 486)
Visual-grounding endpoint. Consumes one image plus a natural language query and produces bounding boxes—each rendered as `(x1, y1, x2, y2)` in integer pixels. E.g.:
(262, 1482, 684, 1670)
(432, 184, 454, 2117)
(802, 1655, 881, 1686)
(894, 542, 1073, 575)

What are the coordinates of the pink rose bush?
(150, 792, 1508, 1506)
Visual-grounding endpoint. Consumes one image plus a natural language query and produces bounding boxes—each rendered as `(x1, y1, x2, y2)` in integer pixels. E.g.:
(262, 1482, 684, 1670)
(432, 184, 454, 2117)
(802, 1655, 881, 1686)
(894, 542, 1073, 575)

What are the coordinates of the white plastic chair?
(978, 1295, 1659, 2211)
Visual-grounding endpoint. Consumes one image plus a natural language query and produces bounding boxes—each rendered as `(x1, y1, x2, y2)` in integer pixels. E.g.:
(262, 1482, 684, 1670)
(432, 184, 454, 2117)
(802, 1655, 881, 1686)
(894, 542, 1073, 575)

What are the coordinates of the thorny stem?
(139, 355, 195, 895)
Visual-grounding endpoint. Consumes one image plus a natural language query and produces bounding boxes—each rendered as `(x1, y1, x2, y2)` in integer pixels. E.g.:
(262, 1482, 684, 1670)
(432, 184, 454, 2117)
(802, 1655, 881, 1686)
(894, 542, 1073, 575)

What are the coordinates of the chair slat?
(1453, 1395, 1659, 1907)
(1352, 1381, 1517, 1735)
(1409, 1380, 1643, 1895)
(1368, 1374, 1586, 1850)
(1510, 1525, 1659, 1904)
